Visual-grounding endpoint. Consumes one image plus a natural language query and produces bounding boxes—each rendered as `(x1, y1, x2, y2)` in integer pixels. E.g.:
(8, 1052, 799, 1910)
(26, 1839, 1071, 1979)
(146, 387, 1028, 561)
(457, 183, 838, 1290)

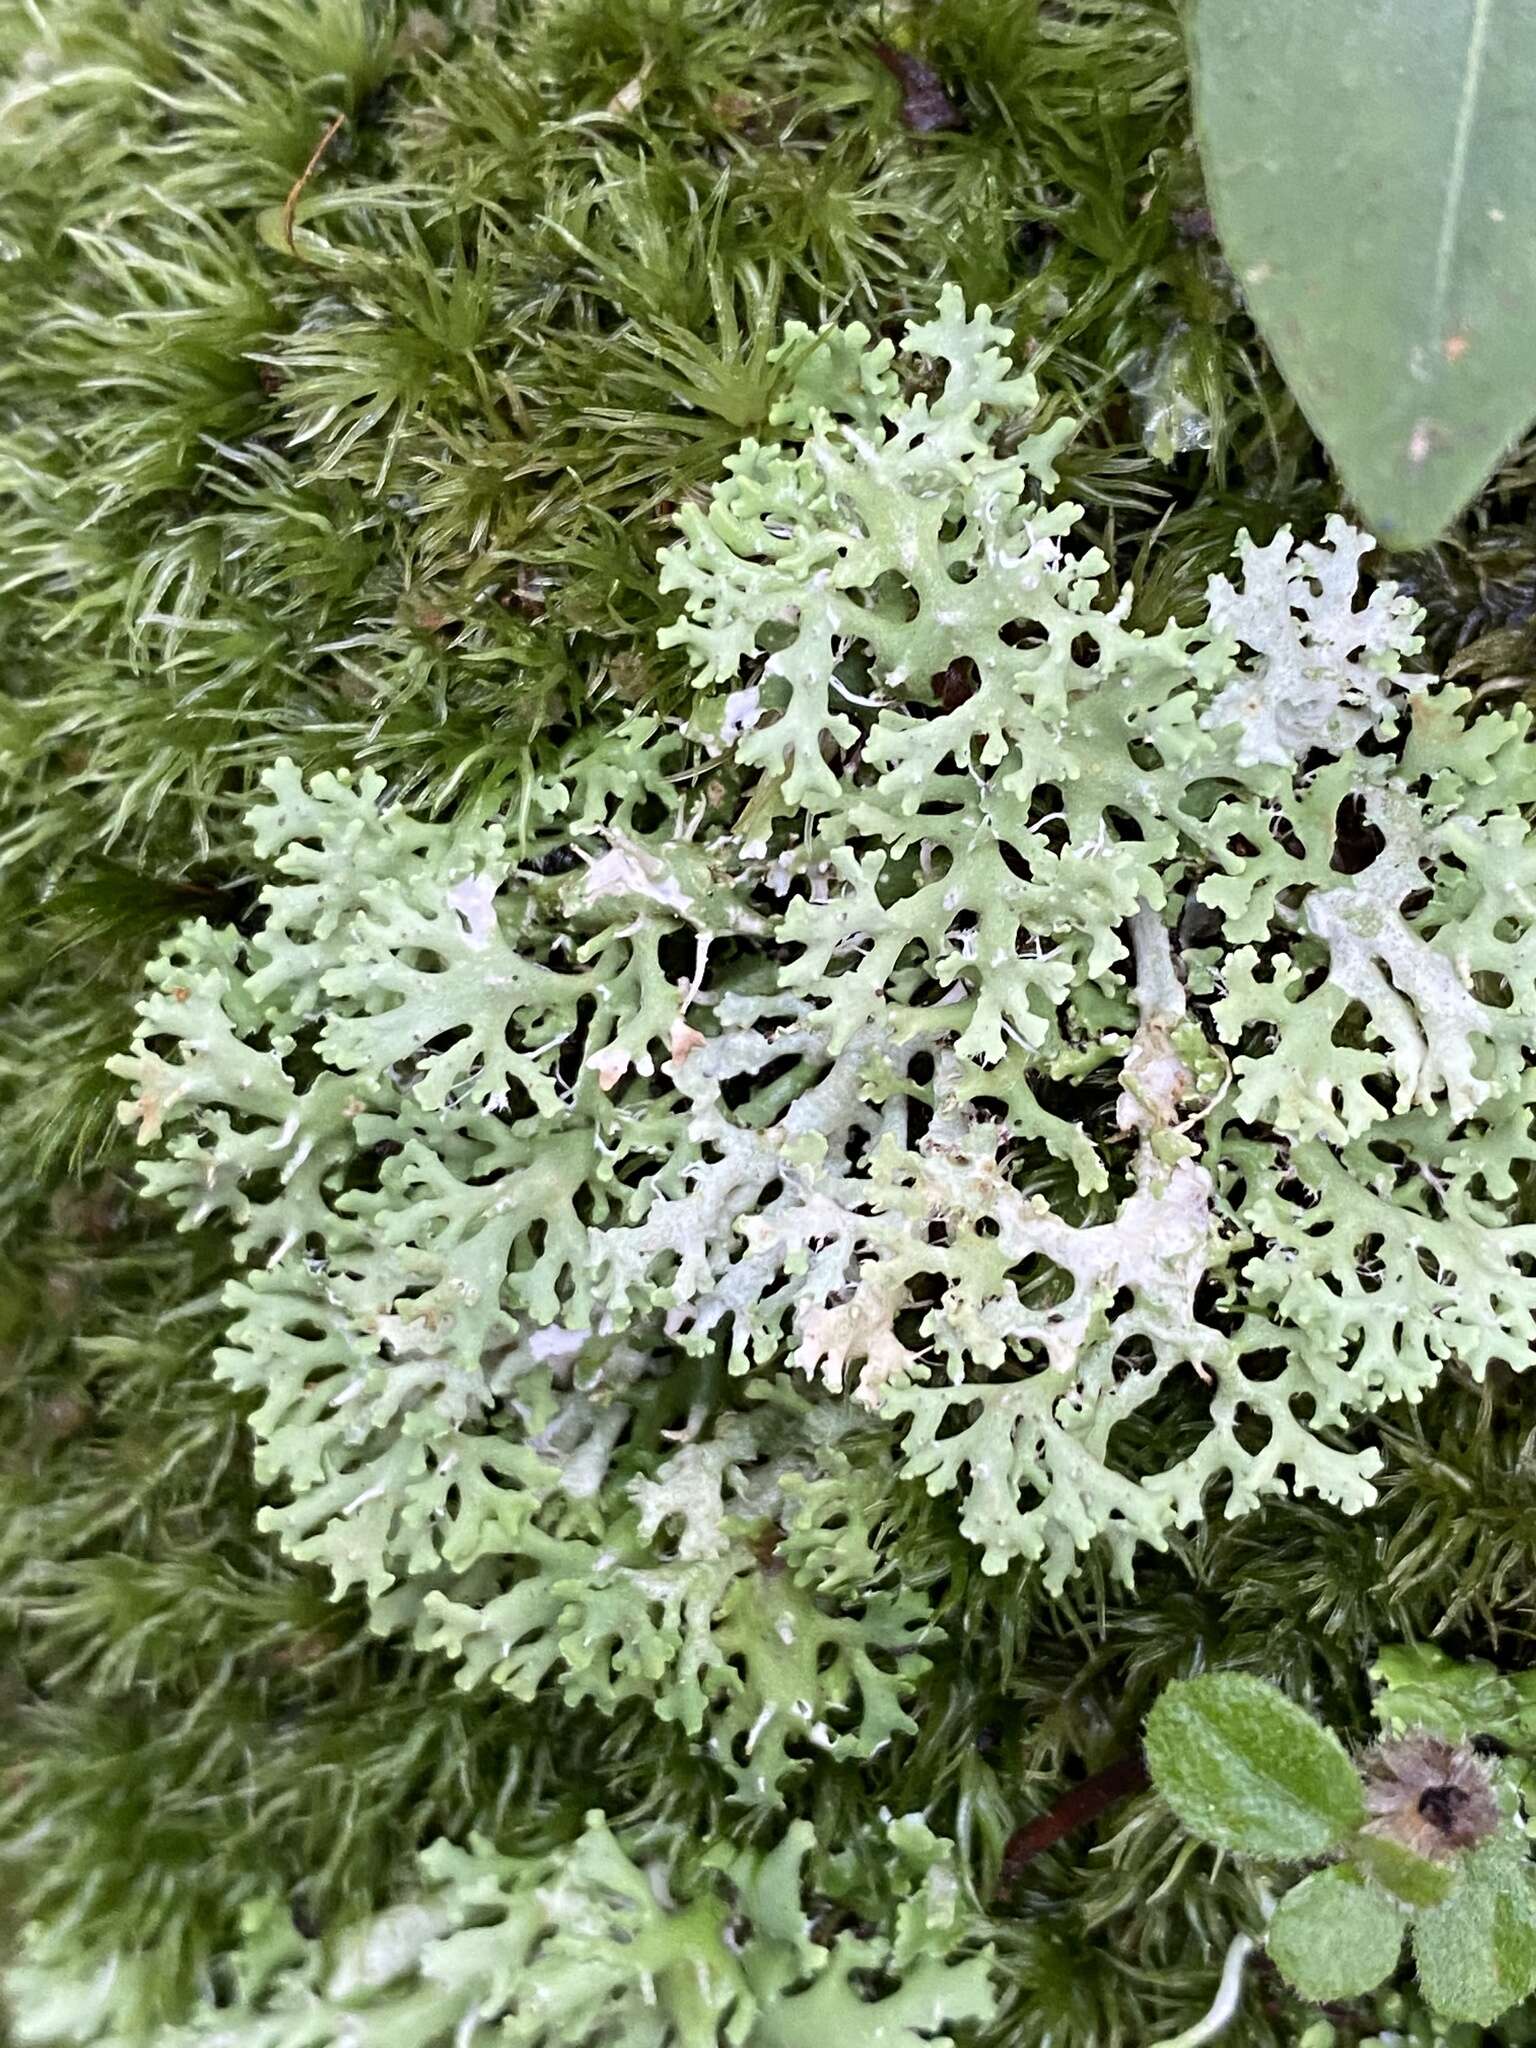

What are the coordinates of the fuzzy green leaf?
(1145, 1674, 1364, 1858)
(1348, 1834, 1459, 1911)
(1267, 1867, 1404, 2001)
(1412, 1833, 1536, 2026)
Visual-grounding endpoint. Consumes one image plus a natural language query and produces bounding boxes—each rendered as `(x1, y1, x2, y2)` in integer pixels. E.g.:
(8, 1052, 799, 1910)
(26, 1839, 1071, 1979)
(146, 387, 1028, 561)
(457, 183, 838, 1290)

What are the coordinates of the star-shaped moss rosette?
(113, 291, 1536, 1788)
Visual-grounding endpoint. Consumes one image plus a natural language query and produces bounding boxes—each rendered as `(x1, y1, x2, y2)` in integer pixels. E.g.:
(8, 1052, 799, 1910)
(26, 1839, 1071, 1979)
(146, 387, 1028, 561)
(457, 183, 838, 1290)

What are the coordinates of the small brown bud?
(1360, 1734, 1500, 1862)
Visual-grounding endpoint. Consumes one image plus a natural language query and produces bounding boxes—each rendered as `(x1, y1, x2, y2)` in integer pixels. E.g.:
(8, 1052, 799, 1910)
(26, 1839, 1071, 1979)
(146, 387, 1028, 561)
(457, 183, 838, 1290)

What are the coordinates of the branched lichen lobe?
(112, 294, 1536, 1776)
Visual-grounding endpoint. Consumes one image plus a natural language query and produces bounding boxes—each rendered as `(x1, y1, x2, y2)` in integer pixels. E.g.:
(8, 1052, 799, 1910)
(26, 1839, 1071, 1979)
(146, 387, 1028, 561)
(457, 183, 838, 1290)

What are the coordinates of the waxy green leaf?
(1190, 0, 1536, 544)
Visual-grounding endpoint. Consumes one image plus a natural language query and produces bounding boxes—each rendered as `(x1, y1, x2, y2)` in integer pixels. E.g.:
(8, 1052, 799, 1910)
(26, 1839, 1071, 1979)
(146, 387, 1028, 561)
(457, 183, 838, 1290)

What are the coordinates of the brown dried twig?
(281, 113, 347, 255)
(998, 1752, 1150, 1886)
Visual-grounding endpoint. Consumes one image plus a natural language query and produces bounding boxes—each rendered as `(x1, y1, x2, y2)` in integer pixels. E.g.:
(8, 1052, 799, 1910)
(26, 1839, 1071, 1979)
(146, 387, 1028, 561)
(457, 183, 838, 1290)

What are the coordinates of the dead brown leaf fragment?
(607, 54, 654, 117)
(872, 43, 964, 134)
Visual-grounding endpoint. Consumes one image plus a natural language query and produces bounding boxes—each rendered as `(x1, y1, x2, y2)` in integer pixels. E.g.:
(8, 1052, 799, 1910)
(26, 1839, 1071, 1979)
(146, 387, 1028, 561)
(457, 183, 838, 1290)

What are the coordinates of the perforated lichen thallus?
(112, 292, 1536, 1791)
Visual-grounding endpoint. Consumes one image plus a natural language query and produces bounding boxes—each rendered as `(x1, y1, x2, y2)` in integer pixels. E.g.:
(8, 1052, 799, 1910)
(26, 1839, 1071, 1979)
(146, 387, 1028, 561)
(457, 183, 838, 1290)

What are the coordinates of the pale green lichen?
(1199, 515, 1425, 768)
(9, 1812, 995, 2048)
(112, 291, 1536, 1782)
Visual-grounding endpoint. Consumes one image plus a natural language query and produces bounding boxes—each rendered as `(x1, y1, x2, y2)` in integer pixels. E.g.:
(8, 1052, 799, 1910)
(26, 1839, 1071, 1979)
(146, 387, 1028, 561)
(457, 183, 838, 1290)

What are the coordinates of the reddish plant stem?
(998, 1752, 1150, 1886)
